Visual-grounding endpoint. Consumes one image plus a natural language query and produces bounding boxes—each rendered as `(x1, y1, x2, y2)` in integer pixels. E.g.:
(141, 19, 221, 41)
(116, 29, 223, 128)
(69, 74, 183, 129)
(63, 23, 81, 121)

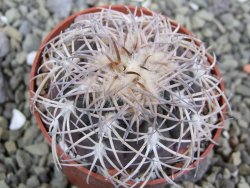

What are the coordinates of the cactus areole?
(30, 5, 228, 188)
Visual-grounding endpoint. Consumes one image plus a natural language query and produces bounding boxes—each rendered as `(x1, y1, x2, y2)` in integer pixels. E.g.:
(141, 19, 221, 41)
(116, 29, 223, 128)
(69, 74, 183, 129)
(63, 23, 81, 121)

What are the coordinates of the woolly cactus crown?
(32, 7, 228, 188)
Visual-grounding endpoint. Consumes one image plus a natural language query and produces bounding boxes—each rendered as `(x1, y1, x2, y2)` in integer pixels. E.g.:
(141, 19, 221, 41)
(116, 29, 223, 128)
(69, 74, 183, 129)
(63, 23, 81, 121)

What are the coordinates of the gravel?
(231, 151, 242, 166)
(19, 21, 32, 36)
(24, 143, 49, 156)
(0, 116, 8, 129)
(4, 141, 16, 155)
(239, 164, 250, 175)
(220, 13, 235, 25)
(0, 0, 250, 188)
(219, 179, 235, 188)
(246, 24, 250, 39)
(26, 176, 40, 188)
(0, 180, 9, 188)
(16, 52, 27, 65)
(229, 31, 241, 44)
(0, 71, 7, 103)
(236, 85, 250, 97)
(241, 151, 250, 165)
(0, 128, 9, 141)
(221, 55, 238, 70)
(15, 150, 32, 169)
(5, 8, 21, 24)
(22, 34, 40, 52)
(3, 26, 22, 42)
(47, 0, 72, 18)
(0, 32, 10, 58)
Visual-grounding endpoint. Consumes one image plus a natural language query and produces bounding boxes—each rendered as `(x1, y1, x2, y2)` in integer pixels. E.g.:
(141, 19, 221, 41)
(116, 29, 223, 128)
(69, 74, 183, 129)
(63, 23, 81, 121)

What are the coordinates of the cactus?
(32, 7, 229, 188)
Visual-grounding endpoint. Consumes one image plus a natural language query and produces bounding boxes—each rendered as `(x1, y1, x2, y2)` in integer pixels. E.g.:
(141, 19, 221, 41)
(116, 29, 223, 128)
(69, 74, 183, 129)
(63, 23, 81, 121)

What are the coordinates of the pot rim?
(30, 5, 226, 186)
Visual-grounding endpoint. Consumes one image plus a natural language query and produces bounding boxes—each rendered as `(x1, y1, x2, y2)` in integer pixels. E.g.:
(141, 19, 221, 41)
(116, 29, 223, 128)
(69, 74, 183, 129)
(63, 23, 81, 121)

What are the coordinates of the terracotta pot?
(30, 5, 226, 188)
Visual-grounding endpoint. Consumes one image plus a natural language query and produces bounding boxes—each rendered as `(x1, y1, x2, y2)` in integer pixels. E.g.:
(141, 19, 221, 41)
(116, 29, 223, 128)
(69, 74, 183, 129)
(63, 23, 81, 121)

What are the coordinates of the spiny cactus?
(32, 7, 229, 188)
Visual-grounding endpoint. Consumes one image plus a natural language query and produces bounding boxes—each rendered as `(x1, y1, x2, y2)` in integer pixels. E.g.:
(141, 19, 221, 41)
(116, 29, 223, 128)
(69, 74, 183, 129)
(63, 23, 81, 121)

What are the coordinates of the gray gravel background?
(0, 0, 250, 188)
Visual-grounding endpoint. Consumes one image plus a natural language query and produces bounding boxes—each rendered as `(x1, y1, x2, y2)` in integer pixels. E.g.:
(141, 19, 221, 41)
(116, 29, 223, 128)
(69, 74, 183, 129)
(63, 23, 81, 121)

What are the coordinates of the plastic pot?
(30, 5, 226, 188)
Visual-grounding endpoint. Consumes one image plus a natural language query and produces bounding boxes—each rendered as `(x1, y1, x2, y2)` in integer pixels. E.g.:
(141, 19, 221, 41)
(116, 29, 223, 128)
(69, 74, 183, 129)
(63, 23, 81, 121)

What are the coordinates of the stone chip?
(0, 32, 10, 58)
(24, 143, 49, 156)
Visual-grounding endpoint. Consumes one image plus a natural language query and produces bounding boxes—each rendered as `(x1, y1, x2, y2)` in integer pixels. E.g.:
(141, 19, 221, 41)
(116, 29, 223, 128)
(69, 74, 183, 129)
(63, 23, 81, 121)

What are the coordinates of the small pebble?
(196, 10, 214, 21)
(236, 85, 250, 97)
(229, 135, 239, 147)
(238, 182, 250, 188)
(238, 120, 248, 129)
(0, 127, 9, 141)
(0, 32, 10, 58)
(4, 141, 16, 155)
(241, 151, 250, 165)
(0, 180, 9, 188)
(231, 151, 242, 166)
(9, 109, 26, 130)
(220, 13, 234, 25)
(219, 179, 235, 188)
(0, 116, 8, 129)
(47, 0, 72, 18)
(19, 21, 32, 36)
(229, 31, 241, 44)
(189, 2, 199, 10)
(223, 168, 231, 179)
(224, 60, 238, 70)
(16, 51, 27, 65)
(0, 71, 7, 104)
(24, 143, 49, 156)
(191, 16, 205, 29)
(17, 184, 26, 188)
(5, 8, 20, 24)
(0, 16, 8, 24)
(26, 176, 40, 188)
(239, 164, 250, 175)
(17, 169, 28, 184)
(26, 51, 37, 65)
(3, 26, 22, 42)
(16, 150, 32, 169)
(247, 24, 250, 39)
(22, 34, 40, 52)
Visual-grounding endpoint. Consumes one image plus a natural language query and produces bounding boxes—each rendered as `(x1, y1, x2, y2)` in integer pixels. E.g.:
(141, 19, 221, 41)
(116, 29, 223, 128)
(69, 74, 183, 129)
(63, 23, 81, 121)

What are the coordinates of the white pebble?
(189, 2, 199, 10)
(222, 130, 230, 139)
(26, 51, 37, 65)
(0, 16, 8, 24)
(9, 109, 26, 130)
